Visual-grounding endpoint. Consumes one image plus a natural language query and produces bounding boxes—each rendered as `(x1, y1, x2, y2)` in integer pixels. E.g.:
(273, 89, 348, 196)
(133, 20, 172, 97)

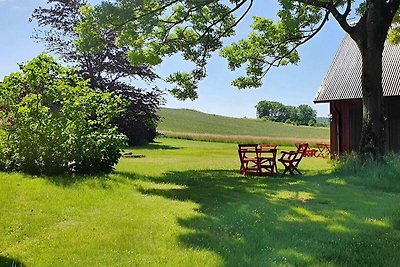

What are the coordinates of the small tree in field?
(0, 54, 127, 175)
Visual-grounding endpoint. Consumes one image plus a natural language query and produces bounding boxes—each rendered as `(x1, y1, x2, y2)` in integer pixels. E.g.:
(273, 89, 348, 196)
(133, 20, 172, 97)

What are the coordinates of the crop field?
(157, 108, 329, 145)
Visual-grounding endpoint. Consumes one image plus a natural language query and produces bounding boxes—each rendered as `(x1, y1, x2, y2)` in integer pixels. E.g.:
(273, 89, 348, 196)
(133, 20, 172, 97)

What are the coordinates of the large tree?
(76, 0, 400, 156)
(31, 0, 165, 145)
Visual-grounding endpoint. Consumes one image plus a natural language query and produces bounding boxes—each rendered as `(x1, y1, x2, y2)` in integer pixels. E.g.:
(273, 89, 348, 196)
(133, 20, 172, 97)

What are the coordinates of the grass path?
(1, 138, 400, 266)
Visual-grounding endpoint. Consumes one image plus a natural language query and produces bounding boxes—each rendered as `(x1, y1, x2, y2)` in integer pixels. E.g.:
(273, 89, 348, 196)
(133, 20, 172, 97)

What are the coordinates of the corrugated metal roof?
(314, 34, 400, 103)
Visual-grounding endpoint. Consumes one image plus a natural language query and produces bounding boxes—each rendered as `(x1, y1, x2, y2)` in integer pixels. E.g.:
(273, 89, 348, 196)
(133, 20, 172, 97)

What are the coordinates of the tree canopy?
(76, 0, 400, 156)
(75, 0, 327, 99)
(256, 100, 317, 126)
(76, 0, 397, 98)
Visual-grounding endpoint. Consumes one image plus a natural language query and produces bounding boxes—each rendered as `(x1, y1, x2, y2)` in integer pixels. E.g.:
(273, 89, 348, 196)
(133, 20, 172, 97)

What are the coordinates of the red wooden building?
(314, 34, 400, 154)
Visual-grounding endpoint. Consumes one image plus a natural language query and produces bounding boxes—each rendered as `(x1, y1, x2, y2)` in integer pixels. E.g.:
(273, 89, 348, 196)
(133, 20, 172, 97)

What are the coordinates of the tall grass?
(159, 130, 328, 146)
(334, 152, 400, 192)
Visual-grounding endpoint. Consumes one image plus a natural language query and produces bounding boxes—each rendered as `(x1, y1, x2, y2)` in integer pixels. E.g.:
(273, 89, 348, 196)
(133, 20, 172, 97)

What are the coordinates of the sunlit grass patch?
(272, 190, 315, 201)
(290, 207, 328, 222)
(365, 218, 391, 228)
(326, 223, 352, 233)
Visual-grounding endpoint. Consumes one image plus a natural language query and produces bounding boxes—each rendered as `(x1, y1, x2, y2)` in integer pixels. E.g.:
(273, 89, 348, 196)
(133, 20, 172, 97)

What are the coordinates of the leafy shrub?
(0, 54, 127, 175)
(334, 152, 400, 192)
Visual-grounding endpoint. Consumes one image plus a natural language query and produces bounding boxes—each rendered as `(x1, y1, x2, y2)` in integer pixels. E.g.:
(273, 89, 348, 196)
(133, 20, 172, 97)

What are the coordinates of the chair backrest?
(296, 143, 309, 158)
(237, 144, 259, 161)
(259, 143, 277, 150)
(258, 143, 277, 158)
(238, 144, 258, 149)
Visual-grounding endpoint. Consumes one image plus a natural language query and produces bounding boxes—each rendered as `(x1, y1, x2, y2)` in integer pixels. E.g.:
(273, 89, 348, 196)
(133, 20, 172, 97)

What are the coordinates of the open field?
(1, 138, 400, 266)
(158, 108, 329, 145)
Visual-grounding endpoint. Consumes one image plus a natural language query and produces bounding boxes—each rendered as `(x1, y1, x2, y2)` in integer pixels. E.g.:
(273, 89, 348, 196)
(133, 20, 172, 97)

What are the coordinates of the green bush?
(333, 152, 400, 192)
(0, 54, 127, 175)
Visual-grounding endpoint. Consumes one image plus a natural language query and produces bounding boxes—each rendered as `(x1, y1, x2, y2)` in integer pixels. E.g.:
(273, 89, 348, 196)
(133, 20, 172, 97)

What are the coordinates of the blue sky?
(0, 0, 345, 117)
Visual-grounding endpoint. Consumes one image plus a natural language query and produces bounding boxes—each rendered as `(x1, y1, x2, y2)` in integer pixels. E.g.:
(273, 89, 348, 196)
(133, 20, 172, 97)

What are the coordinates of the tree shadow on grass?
(128, 141, 182, 151)
(32, 173, 115, 188)
(129, 169, 400, 266)
(0, 255, 25, 267)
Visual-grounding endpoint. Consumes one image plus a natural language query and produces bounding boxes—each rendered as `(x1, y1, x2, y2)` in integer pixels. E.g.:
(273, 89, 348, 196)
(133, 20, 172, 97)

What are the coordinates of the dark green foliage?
(0, 54, 127, 175)
(112, 83, 160, 145)
(255, 100, 317, 126)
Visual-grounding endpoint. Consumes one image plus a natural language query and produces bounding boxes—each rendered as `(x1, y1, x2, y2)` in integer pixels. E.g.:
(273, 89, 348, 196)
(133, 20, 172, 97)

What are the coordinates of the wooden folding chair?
(278, 143, 308, 175)
(316, 143, 331, 158)
(258, 144, 278, 175)
(237, 144, 260, 175)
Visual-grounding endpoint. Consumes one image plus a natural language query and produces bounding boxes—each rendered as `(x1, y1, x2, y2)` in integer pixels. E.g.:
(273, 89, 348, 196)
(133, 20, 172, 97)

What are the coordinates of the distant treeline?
(255, 100, 328, 127)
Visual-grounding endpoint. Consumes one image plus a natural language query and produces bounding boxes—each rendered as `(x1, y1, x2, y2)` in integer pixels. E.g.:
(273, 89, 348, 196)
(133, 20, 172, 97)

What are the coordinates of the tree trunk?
(351, 2, 393, 157)
(358, 43, 385, 156)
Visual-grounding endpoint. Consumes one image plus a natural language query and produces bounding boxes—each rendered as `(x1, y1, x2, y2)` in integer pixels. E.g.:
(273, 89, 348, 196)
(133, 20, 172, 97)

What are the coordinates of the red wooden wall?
(330, 97, 400, 154)
(329, 100, 362, 154)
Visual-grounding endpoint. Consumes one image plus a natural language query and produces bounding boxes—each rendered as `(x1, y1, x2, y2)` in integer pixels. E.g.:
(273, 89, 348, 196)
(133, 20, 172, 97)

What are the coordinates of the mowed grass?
(158, 108, 329, 144)
(1, 138, 400, 266)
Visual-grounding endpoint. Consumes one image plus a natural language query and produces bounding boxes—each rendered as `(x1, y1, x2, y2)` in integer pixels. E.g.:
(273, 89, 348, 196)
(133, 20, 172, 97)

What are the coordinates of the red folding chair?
(237, 144, 260, 175)
(278, 143, 308, 175)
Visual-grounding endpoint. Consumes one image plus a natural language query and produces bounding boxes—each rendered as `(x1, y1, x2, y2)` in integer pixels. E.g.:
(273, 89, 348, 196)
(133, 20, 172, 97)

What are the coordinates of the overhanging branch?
(260, 10, 331, 77)
(296, 0, 354, 34)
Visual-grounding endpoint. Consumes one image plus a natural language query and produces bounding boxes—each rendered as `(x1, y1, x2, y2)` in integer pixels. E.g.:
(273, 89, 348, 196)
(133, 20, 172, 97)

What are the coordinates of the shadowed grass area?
(132, 170, 400, 266)
(0, 256, 25, 267)
(1, 138, 400, 266)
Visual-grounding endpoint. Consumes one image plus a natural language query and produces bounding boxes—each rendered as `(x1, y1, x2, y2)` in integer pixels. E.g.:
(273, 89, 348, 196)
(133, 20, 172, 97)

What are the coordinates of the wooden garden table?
(238, 144, 277, 176)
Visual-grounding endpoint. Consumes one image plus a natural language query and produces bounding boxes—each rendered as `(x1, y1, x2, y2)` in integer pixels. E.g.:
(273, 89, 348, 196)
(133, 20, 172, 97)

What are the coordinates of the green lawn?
(158, 108, 329, 145)
(1, 138, 400, 266)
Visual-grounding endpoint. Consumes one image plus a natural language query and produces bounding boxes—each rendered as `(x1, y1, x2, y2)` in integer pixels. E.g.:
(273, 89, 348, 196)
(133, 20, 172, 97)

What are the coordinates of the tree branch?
(343, 0, 352, 17)
(296, 0, 354, 34)
(261, 10, 330, 78)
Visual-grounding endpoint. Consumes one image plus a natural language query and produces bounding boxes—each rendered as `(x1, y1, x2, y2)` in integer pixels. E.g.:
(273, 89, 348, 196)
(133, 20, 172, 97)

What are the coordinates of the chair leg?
(240, 162, 248, 175)
(281, 162, 289, 175)
(279, 159, 303, 175)
(286, 163, 297, 175)
(292, 167, 302, 175)
(293, 162, 302, 175)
